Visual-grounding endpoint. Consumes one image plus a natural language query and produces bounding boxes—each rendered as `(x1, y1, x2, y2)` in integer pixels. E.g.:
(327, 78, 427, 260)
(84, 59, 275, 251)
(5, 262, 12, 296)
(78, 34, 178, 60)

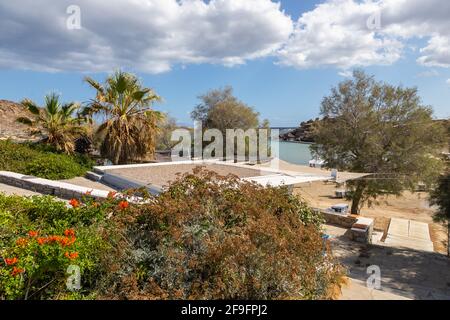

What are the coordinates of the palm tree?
(82, 71, 163, 165)
(17, 93, 85, 154)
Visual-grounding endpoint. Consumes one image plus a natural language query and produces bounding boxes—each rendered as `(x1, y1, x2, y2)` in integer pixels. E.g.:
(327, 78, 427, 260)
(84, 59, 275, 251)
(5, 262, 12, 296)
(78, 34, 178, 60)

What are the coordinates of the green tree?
(82, 71, 162, 164)
(17, 93, 85, 154)
(156, 113, 178, 151)
(430, 172, 450, 256)
(207, 99, 260, 132)
(191, 86, 260, 131)
(191, 87, 265, 160)
(311, 70, 446, 214)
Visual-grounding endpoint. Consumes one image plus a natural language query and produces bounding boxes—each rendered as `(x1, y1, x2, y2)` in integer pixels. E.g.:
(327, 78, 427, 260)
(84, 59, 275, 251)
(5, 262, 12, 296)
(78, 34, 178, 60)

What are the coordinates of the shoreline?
(279, 140, 314, 145)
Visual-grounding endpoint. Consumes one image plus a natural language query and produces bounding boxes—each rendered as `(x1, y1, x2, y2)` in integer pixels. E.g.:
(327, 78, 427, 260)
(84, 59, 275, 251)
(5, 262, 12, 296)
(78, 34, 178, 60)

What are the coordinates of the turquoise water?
(278, 141, 313, 165)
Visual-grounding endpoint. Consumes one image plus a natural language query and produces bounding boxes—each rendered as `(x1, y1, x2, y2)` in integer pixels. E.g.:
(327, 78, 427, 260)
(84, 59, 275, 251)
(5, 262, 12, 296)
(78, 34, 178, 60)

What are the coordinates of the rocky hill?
(279, 118, 320, 143)
(0, 100, 38, 141)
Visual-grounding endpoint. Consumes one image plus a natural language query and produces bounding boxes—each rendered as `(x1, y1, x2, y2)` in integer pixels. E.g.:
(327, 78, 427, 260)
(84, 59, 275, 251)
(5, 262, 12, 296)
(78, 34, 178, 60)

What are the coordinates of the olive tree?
(311, 70, 446, 214)
(430, 172, 450, 256)
(191, 86, 268, 161)
(191, 86, 260, 131)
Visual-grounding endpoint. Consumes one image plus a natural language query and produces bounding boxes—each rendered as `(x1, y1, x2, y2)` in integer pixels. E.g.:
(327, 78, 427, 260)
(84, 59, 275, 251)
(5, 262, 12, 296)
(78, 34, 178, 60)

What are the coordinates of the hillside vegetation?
(0, 140, 93, 180)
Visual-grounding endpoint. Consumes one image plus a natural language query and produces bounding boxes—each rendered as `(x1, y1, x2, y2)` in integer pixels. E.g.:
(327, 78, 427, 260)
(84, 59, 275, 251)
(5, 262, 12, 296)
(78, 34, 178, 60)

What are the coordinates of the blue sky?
(0, 0, 449, 126)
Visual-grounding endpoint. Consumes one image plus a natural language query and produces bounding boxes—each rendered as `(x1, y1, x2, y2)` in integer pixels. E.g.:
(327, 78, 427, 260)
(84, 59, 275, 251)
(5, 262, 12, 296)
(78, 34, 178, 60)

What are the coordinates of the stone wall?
(349, 224, 374, 244)
(316, 208, 374, 244)
(0, 171, 110, 200)
(319, 209, 358, 228)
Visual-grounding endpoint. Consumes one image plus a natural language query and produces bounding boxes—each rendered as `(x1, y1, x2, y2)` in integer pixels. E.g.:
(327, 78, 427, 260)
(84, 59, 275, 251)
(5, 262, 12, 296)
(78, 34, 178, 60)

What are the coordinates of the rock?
(0, 99, 41, 142)
(279, 118, 320, 143)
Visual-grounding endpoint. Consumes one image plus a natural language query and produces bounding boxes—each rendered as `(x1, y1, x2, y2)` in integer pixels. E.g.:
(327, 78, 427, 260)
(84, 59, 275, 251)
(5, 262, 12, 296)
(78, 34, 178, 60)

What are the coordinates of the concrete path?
(384, 218, 434, 252)
(325, 224, 450, 300)
(0, 182, 41, 196)
(61, 177, 117, 192)
(340, 278, 411, 300)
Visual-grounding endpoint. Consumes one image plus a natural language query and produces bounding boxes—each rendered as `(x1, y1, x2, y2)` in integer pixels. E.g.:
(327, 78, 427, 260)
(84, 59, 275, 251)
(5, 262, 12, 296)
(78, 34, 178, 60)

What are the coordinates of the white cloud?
(278, 0, 403, 71)
(338, 70, 353, 78)
(1, 0, 450, 74)
(0, 0, 293, 73)
(446, 79, 450, 87)
(417, 36, 450, 68)
(277, 0, 450, 72)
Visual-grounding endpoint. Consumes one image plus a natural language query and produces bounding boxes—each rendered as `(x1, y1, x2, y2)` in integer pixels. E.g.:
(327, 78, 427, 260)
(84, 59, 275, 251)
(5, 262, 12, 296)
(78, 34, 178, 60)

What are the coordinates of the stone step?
(85, 171, 103, 182)
(409, 220, 431, 241)
(387, 218, 431, 241)
(92, 167, 105, 175)
(384, 234, 434, 252)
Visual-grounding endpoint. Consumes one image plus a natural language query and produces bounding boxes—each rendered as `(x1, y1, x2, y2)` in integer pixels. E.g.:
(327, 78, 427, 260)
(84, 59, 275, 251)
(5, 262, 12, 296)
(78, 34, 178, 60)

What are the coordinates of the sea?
(278, 141, 313, 166)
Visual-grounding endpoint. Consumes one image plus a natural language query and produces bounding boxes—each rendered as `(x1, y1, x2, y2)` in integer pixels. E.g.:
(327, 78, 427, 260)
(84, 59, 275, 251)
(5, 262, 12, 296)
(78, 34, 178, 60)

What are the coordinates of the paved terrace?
(93, 159, 341, 192)
(326, 225, 450, 300)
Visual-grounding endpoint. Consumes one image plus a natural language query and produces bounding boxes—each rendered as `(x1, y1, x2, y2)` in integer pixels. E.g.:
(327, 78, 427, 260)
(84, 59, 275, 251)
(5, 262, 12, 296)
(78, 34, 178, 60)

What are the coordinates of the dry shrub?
(102, 167, 345, 300)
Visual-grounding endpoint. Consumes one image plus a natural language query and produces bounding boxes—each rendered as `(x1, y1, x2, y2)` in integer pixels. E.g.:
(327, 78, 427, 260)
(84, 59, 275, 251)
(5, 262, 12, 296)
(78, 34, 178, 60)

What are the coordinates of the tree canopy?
(191, 86, 261, 131)
(311, 70, 446, 214)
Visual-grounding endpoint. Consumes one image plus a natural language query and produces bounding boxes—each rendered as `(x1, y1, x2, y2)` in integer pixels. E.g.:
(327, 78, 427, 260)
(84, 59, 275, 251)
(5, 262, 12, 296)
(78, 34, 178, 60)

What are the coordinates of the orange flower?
(69, 198, 80, 208)
(5, 257, 18, 265)
(37, 237, 47, 245)
(28, 230, 38, 237)
(59, 236, 76, 247)
(85, 189, 93, 196)
(107, 191, 118, 199)
(16, 238, 28, 247)
(47, 235, 61, 243)
(64, 251, 79, 260)
(11, 267, 25, 276)
(92, 202, 99, 208)
(118, 200, 129, 210)
(64, 229, 76, 237)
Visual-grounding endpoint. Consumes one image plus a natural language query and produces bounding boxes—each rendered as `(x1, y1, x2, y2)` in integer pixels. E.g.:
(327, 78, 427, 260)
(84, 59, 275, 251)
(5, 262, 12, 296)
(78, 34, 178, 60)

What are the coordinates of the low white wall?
(0, 171, 110, 200)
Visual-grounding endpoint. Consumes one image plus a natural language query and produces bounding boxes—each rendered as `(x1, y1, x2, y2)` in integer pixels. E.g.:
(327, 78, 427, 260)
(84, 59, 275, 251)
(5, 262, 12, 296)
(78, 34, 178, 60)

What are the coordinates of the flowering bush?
(0, 168, 346, 300)
(0, 195, 110, 299)
(101, 168, 345, 300)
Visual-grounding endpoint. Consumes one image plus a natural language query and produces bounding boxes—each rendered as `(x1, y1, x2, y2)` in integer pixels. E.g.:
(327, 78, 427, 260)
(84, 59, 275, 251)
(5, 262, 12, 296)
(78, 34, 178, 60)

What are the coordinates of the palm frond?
(44, 93, 61, 115)
(61, 102, 80, 117)
(96, 121, 110, 135)
(84, 76, 104, 94)
(113, 71, 128, 94)
(132, 90, 149, 101)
